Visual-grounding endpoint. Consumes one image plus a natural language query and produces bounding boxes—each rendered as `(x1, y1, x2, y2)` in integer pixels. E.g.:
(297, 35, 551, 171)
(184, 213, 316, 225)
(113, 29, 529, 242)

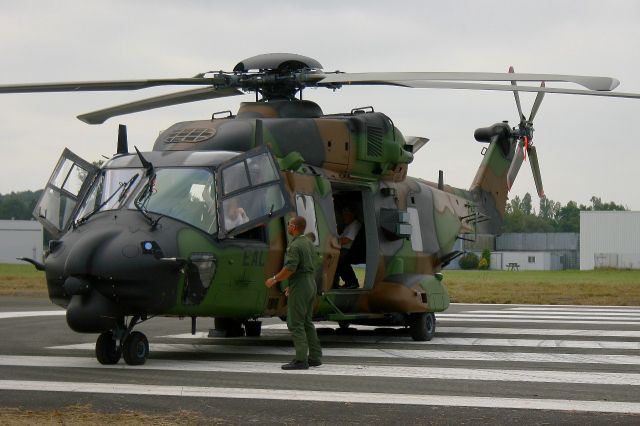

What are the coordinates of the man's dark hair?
(291, 215, 306, 231)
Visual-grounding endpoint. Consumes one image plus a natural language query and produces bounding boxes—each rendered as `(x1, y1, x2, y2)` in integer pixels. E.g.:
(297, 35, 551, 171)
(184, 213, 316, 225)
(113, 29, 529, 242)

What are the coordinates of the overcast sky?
(1, 0, 639, 210)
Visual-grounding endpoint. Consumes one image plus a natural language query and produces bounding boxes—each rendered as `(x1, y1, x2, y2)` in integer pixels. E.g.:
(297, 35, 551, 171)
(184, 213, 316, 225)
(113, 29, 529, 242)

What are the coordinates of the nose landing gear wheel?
(408, 312, 436, 341)
(95, 331, 122, 365)
(122, 331, 149, 365)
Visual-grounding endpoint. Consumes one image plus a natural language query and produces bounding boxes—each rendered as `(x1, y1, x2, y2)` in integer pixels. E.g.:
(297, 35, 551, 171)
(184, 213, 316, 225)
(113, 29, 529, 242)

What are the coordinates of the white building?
(491, 251, 562, 271)
(0, 220, 43, 264)
(580, 211, 640, 270)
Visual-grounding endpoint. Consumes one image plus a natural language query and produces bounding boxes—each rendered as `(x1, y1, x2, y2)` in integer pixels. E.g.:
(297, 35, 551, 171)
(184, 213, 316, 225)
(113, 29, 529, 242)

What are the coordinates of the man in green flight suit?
(265, 215, 322, 370)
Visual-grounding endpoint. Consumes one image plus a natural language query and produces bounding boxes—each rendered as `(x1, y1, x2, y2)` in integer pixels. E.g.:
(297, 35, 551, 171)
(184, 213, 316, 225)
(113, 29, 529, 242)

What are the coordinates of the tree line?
(0, 189, 629, 234)
(0, 190, 42, 220)
(503, 193, 627, 233)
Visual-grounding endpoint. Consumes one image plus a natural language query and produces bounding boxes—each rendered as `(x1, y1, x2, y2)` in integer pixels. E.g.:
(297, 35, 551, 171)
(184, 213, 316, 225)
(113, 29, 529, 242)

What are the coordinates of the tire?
(122, 331, 149, 365)
(244, 321, 262, 337)
(95, 331, 121, 365)
(338, 321, 351, 330)
(214, 317, 245, 337)
(409, 312, 436, 341)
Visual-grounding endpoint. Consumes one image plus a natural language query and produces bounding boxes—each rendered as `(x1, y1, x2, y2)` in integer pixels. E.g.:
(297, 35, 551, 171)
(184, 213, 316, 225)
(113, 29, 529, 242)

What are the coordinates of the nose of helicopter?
(43, 212, 183, 331)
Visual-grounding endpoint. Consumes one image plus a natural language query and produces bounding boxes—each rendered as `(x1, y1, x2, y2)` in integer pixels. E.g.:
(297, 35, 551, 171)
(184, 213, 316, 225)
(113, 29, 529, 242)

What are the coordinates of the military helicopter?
(2, 53, 639, 365)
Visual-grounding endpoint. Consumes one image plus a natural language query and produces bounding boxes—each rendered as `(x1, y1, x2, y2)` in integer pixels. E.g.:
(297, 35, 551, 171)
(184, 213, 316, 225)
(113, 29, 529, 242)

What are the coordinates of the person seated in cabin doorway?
(333, 206, 362, 289)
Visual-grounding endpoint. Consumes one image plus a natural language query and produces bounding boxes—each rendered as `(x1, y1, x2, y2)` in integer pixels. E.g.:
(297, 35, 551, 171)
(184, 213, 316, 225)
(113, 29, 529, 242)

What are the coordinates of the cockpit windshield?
(76, 168, 143, 221)
(130, 167, 217, 233)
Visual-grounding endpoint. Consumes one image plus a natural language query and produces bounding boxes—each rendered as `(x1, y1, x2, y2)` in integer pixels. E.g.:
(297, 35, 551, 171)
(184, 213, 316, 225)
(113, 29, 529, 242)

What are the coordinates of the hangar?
(580, 211, 640, 270)
(0, 219, 43, 264)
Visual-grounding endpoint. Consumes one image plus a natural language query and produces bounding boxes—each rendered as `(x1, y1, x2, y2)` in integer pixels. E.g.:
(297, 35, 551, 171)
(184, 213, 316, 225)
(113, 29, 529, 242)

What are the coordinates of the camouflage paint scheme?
(39, 98, 517, 333)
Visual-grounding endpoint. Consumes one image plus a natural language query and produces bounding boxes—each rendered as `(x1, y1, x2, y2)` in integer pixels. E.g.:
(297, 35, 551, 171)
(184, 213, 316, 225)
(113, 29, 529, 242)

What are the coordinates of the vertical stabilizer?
(469, 122, 515, 233)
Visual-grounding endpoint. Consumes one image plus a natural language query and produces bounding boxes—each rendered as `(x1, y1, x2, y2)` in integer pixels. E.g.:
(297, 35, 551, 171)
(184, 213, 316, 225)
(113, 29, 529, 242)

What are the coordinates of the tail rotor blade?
(509, 66, 525, 120)
(529, 81, 546, 122)
(528, 145, 545, 198)
(507, 142, 525, 190)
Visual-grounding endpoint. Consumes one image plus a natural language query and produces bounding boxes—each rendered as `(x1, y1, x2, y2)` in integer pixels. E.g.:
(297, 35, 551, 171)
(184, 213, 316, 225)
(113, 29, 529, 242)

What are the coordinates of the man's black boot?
(308, 358, 322, 367)
(281, 359, 309, 370)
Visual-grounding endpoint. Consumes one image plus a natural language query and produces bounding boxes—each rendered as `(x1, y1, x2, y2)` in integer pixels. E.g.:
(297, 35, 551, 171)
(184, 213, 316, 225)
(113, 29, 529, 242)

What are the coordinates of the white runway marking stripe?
(2, 355, 640, 386)
(49, 343, 640, 365)
(0, 311, 65, 319)
(506, 307, 640, 313)
(439, 314, 640, 321)
(0, 379, 638, 413)
(162, 332, 640, 350)
(437, 327, 640, 338)
(453, 311, 640, 318)
(439, 317, 640, 325)
(260, 323, 640, 337)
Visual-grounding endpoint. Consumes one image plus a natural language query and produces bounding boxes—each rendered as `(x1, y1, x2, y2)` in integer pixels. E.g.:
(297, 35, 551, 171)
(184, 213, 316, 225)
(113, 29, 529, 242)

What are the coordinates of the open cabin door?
(33, 148, 99, 237)
(215, 145, 291, 239)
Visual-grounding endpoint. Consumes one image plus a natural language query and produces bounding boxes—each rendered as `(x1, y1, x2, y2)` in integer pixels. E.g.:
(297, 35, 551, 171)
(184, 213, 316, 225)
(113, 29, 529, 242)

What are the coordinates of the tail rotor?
(507, 66, 546, 198)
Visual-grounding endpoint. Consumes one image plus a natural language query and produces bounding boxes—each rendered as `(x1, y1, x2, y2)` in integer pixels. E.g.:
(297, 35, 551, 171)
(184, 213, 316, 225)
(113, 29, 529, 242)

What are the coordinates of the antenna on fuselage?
(117, 124, 128, 154)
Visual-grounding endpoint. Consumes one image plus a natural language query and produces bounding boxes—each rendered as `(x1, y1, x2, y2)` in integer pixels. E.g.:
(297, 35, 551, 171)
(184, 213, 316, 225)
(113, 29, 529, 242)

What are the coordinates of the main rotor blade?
(0, 78, 227, 94)
(319, 72, 619, 91)
(528, 146, 545, 198)
(509, 66, 524, 120)
(77, 87, 242, 124)
(529, 81, 546, 122)
(507, 142, 525, 190)
(384, 80, 640, 100)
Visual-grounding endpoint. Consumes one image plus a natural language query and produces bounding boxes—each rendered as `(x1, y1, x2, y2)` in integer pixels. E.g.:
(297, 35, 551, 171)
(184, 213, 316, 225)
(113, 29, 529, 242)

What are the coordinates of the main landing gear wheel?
(95, 331, 122, 365)
(408, 312, 436, 341)
(244, 320, 262, 337)
(122, 331, 149, 365)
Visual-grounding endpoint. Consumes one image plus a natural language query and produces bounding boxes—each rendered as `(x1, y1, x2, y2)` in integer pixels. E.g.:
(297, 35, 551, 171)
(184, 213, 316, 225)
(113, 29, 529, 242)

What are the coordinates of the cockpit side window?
(216, 146, 291, 238)
(34, 148, 99, 237)
(222, 162, 249, 195)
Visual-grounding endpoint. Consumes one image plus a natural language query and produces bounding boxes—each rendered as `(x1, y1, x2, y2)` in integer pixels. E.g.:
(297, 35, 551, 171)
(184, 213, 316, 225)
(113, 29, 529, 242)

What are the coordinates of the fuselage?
(37, 99, 503, 332)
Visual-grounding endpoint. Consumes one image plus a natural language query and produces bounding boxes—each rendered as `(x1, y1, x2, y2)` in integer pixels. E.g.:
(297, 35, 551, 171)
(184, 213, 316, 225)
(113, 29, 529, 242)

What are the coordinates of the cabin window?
(528, 256, 536, 263)
(407, 207, 423, 251)
(295, 194, 319, 246)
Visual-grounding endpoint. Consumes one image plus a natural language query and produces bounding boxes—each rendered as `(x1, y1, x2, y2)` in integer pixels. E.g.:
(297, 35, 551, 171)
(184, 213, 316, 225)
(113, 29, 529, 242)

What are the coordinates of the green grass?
(354, 267, 640, 305)
(3, 264, 640, 305)
(442, 269, 640, 305)
(0, 263, 47, 296)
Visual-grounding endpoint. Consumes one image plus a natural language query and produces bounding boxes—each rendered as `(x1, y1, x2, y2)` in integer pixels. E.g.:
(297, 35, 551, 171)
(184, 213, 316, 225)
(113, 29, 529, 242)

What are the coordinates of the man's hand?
(284, 286, 290, 297)
(265, 277, 277, 288)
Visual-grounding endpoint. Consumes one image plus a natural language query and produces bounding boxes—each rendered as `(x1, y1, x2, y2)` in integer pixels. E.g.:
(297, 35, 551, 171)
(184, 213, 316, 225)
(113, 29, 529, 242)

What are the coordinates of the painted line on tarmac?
(439, 317, 640, 325)
(505, 307, 640, 313)
(456, 310, 640, 317)
(437, 316, 640, 325)
(0, 311, 64, 320)
(256, 324, 640, 338)
(0, 379, 638, 413)
(453, 303, 640, 309)
(436, 327, 640, 338)
(162, 331, 640, 350)
(2, 355, 640, 386)
(48, 342, 640, 365)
